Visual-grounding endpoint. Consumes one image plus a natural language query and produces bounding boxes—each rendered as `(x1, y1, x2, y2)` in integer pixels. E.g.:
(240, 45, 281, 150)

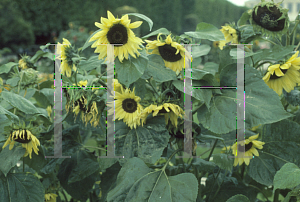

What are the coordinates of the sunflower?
(263, 51, 300, 96)
(145, 33, 191, 75)
(249, 0, 289, 38)
(57, 38, 77, 77)
(18, 55, 34, 70)
(81, 101, 100, 127)
(158, 103, 185, 128)
(230, 134, 265, 166)
(89, 11, 143, 63)
(108, 87, 143, 129)
(44, 193, 58, 202)
(73, 80, 88, 87)
(2, 129, 40, 159)
(133, 104, 161, 126)
(218, 25, 239, 50)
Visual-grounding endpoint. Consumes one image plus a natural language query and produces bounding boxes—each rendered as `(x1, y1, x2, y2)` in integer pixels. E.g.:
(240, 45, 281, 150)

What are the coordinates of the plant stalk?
(206, 139, 218, 161)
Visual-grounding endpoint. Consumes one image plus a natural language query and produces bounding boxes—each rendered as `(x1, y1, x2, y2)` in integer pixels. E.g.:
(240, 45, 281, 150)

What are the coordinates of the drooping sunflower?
(57, 38, 77, 77)
(145, 33, 191, 75)
(157, 103, 185, 128)
(108, 87, 143, 129)
(89, 11, 143, 63)
(44, 193, 58, 202)
(263, 51, 300, 96)
(18, 54, 34, 70)
(81, 101, 100, 128)
(2, 129, 40, 159)
(133, 104, 161, 126)
(218, 25, 239, 50)
(231, 134, 265, 166)
(249, 0, 289, 38)
(74, 80, 88, 87)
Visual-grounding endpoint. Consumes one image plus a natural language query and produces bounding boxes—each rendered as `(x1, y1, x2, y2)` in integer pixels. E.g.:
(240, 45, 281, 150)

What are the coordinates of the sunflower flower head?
(249, 0, 289, 38)
(45, 193, 58, 202)
(230, 134, 265, 167)
(2, 122, 40, 159)
(18, 54, 34, 70)
(145, 33, 191, 75)
(57, 38, 77, 77)
(156, 102, 185, 128)
(219, 24, 239, 50)
(73, 80, 88, 87)
(108, 87, 143, 129)
(263, 51, 300, 96)
(89, 11, 143, 63)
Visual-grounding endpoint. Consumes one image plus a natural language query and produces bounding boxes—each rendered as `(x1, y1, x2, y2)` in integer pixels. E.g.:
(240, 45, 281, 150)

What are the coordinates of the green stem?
(14, 72, 24, 115)
(205, 139, 218, 161)
(206, 168, 221, 202)
(74, 69, 78, 86)
(147, 79, 160, 98)
(61, 190, 68, 202)
(247, 184, 270, 201)
(162, 148, 182, 171)
(286, 30, 290, 46)
(240, 163, 245, 180)
(23, 157, 25, 172)
(260, 37, 278, 46)
(211, 169, 227, 201)
(254, 61, 273, 69)
(274, 189, 280, 202)
(295, 41, 300, 51)
(97, 78, 107, 87)
(275, 37, 283, 46)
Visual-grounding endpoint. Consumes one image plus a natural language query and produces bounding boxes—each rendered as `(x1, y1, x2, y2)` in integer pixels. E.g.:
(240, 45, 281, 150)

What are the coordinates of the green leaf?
(0, 172, 45, 202)
(0, 105, 19, 122)
(1, 91, 41, 115)
(226, 194, 251, 202)
(107, 157, 198, 202)
(81, 29, 101, 51)
(79, 55, 103, 72)
(142, 28, 170, 39)
(212, 153, 234, 172)
(237, 11, 251, 26)
(184, 22, 225, 41)
(202, 62, 219, 76)
(273, 163, 300, 194)
(192, 158, 217, 173)
(192, 44, 211, 58)
(68, 150, 100, 183)
(0, 62, 17, 74)
(6, 77, 20, 87)
(145, 54, 177, 82)
(57, 150, 99, 202)
(39, 88, 54, 106)
(115, 54, 148, 87)
(0, 146, 26, 177)
(115, 116, 169, 165)
(283, 88, 300, 106)
(128, 13, 153, 31)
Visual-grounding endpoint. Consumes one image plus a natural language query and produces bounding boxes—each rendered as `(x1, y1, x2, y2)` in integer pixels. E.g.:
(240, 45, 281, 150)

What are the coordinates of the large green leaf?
(192, 44, 211, 58)
(213, 153, 234, 172)
(273, 163, 300, 194)
(142, 28, 170, 39)
(78, 55, 103, 72)
(0, 146, 26, 177)
(184, 22, 225, 41)
(128, 13, 153, 31)
(0, 172, 45, 202)
(226, 194, 251, 202)
(198, 65, 292, 134)
(0, 62, 17, 74)
(68, 150, 100, 183)
(115, 54, 148, 87)
(145, 54, 177, 82)
(115, 116, 169, 165)
(0, 105, 19, 122)
(1, 91, 41, 115)
(107, 157, 198, 202)
(192, 158, 217, 174)
(57, 150, 99, 202)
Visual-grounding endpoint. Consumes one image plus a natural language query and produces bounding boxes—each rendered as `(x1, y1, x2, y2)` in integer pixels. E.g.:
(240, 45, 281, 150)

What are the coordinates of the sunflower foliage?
(1, 3, 300, 202)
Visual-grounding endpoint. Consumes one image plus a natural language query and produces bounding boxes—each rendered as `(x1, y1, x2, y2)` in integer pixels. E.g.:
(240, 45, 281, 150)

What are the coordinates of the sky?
(226, 0, 249, 7)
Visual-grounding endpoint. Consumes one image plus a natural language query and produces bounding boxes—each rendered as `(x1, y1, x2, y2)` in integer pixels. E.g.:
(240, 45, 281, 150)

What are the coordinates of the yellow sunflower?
(145, 34, 191, 75)
(158, 103, 185, 128)
(226, 134, 265, 167)
(219, 25, 239, 50)
(89, 11, 143, 63)
(73, 80, 88, 87)
(44, 193, 58, 202)
(108, 87, 143, 129)
(263, 51, 300, 96)
(2, 129, 40, 159)
(81, 101, 100, 127)
(57, 38, 77, 77)
(18, 58, 28, 70)
(134, 104, 161, 126)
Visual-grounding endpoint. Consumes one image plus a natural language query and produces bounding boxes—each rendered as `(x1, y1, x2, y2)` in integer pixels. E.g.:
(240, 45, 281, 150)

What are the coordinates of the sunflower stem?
(61, 190, 69, 202)
(206, 168, 221, 202)
(295, 41, 300, 51)
(260, 37, 278, 46)
(211, 169, 227, 201)
(205, 139, 218, 161)
(162, 148, 182, 171)
(22, 157, 25, 172)
(240, 163, 245, 180)
(274, 189, 280, 202)
(247, 184, 270, 201)
(286, 30, 290, 46)
(254, 61, 273, 69)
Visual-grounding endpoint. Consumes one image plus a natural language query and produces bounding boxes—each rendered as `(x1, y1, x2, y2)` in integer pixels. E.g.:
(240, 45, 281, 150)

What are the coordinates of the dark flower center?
(107, 24, 128, 46)
(122, 98, 137, 113)
(238, 142, 253, 152)
(158, 44, 182, 62)
(269, 68, 288, 80)
(158, 107, 169, 113)
(13, 130, 32, 143)
(252, 5, 285, 31)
